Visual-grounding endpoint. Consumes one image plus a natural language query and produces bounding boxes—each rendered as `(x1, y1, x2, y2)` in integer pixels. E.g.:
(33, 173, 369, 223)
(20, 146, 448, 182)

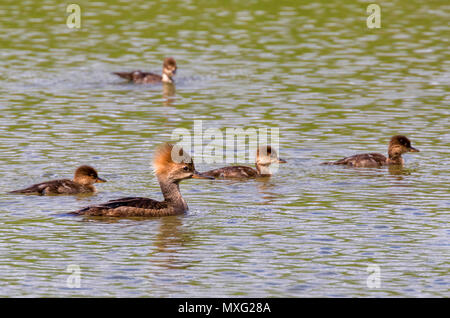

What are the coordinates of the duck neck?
(387, 150, 404, 165)
(256, 163, 272, 176)
(157, 177, 187, 210)
(161, 73, 173, 83)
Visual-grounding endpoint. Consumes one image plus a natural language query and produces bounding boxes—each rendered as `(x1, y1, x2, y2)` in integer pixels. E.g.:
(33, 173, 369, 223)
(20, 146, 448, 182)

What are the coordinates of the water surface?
(0, 0, 449, 297)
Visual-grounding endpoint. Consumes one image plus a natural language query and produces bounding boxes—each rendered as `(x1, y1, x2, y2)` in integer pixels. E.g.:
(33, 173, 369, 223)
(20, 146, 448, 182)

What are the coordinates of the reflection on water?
(152, 216, 193, 270)
(388, 165, 413, 178)
(0, 0, 448, 297)
(162, 83, 176, 106)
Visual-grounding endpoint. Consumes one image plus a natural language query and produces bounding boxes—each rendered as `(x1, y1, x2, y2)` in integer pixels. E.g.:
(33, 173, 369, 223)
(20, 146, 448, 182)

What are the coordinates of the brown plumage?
(321, 135, 420, 168)
(9, 165, 106, 195)
(70, 143, 213, 217)
(113, 57, 177, 84)
(202, 145, 287, 179)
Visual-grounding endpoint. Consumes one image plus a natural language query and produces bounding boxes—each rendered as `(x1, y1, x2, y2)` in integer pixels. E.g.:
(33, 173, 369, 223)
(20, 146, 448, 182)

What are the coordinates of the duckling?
(113, 57, 177, 84)
(202, 145, 287, 179)
(321, 135, 420, 168)
(9, 165, 106, 195)
(70, 143, 212, 217)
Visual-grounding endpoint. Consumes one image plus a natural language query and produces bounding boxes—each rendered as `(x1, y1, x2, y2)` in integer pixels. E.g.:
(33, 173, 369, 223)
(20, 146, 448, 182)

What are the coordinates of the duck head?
(73, 165, 107, 185)
(388, 135, 420, 159)
(161, 57, 177, 83)
(153, 143, 212, 183)
(255, 145, 287, 176)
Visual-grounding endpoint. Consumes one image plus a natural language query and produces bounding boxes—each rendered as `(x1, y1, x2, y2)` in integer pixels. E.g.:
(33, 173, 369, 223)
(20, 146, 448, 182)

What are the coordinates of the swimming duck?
(202, 145, 287, 179)
(321, 135, 420, 168)
(70, 143, 212, 217)
(113, 57, 177, 84)
(9, 165, 106, 195)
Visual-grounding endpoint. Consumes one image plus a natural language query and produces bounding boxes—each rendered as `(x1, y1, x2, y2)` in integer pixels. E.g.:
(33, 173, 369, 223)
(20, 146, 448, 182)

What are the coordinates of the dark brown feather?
(9, 179, 95, 195)
(113, 71, 162, 84)
(322, 153, 387, 168)
(70, 197, 177, 217)
(202, 166, 259, 178)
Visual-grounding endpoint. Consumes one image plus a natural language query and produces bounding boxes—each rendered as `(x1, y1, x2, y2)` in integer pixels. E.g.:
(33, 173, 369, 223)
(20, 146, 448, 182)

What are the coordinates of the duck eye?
(183, 166, 189, 171)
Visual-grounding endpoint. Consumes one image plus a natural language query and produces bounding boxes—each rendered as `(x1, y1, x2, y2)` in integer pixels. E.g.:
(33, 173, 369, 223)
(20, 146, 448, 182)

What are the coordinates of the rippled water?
(0, 0, 449, 297)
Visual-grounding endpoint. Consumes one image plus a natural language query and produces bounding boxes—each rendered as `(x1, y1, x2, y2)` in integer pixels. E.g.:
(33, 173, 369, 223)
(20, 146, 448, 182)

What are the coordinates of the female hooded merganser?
(9, 165, 106, 195)
(202, 145, 287, 179)
(70, 143, 212, 217)
(113, 57, 177, 84)
(321, 135, 420, 168)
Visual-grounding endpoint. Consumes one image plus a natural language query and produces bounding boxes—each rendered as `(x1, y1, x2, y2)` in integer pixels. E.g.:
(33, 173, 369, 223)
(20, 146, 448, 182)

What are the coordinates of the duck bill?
(278, 158, 287, 163)
(409, 147, 420, 152)
(192, 171, 214, 180)
(96, 177, 107, 183)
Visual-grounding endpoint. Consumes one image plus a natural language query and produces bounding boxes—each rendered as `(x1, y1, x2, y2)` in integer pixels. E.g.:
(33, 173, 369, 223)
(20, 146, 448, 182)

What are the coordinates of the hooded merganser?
(321, 135, 420, 168)
(70, 143, 212, 217)
(202, 145, 287, 178)
(113, 57, 177, 84)
(9, 165, 106, 195)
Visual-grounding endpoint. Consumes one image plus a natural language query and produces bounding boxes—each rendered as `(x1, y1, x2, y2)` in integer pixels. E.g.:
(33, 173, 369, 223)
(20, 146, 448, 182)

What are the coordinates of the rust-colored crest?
(153, 143, 192, 175)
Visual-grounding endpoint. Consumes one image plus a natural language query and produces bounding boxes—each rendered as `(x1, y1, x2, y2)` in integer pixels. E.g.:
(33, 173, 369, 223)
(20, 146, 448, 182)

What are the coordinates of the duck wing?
(113, 71, 162, 83)
(9, 179, 82, 195)
(71, 197, 172, 217)
(322, 153, 387, 168)
(202, 166, 258, 178)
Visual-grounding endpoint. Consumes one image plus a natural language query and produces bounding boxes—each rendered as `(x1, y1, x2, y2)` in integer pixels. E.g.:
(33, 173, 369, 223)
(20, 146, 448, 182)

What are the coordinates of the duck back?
(322, 153, 387, 168)
(9, 179, 94, 195)
(202, 166, 259, 178)
(70, 197, 181, 217)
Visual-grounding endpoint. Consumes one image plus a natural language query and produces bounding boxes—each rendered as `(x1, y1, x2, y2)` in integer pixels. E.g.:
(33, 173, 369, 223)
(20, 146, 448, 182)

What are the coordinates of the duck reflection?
(255, 177, 279, 204)
(162, 82, 176, 106)
(388, 165, 413, 179)
(76, 214, 193, 269)
(151, 215, 193, 269)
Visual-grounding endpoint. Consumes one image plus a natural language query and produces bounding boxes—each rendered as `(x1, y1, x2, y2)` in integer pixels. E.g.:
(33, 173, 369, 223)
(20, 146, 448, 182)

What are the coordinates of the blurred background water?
(0, 0, 448, 297)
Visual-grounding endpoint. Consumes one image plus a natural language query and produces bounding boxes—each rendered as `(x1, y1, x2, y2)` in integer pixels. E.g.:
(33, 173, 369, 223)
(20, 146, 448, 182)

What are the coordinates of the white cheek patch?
(162, 73, 172, 83)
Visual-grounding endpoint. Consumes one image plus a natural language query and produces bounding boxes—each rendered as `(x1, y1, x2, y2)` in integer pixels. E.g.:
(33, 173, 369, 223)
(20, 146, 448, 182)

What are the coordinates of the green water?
(0, 0, 448, 297)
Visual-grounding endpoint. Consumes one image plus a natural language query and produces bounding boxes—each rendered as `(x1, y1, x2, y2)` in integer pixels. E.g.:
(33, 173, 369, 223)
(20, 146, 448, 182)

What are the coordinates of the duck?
(321, 135, 420, 168)
(201, 145, 287, 179)
(113, 57, 177, 84)
(9, 165, 106, 195)
(69, 143, 212, 217)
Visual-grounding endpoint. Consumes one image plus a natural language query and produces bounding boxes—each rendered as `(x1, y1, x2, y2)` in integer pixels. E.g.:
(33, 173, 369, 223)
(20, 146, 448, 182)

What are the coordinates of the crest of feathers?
(257, 145, 273, 157)
(153, 143, 192, 175)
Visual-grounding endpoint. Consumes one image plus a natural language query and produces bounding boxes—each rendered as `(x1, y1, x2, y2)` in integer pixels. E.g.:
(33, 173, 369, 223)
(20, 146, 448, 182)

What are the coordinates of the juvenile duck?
(321, 135, 419, 168)
(202, 145, 287, 179)
(70, 143, 212, 217)
(113, 57, 177, 84)
(9, 165, 106, 195)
